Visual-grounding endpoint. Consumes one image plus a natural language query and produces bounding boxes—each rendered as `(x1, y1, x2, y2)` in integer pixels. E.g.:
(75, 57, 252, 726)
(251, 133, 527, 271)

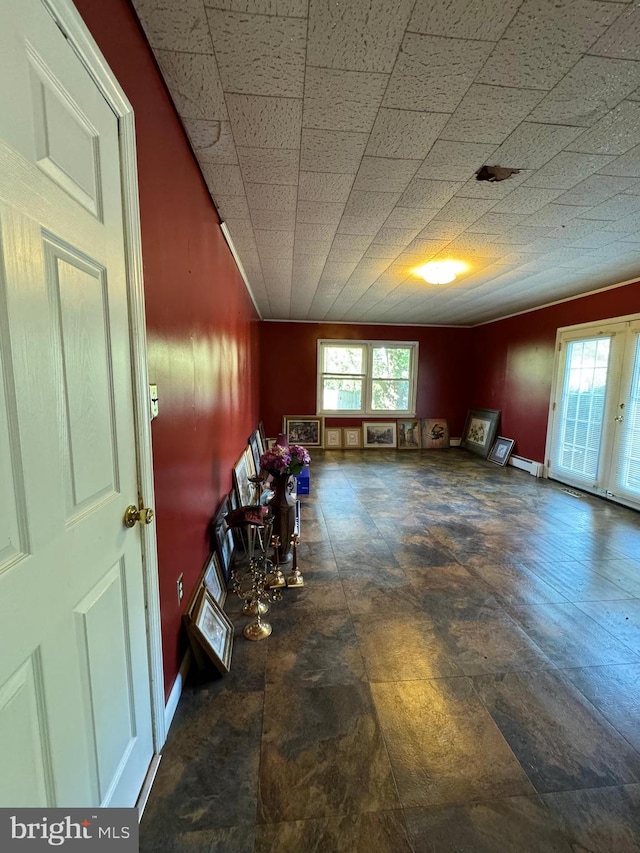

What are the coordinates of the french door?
(547, 316, 640, 510)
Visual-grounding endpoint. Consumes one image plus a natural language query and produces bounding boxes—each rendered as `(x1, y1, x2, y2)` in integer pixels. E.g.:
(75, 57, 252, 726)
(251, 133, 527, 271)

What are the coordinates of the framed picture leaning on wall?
(461, 408, 501, 458)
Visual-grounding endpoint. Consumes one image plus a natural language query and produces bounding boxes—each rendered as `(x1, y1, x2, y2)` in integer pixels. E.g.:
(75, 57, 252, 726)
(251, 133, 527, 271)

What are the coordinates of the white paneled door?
(547, 317, 640, 511)
(0, 0, 154, 806)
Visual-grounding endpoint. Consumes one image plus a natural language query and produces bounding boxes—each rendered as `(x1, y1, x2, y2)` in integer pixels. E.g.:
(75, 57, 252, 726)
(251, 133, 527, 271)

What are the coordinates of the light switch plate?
(149, 384, 159, 420)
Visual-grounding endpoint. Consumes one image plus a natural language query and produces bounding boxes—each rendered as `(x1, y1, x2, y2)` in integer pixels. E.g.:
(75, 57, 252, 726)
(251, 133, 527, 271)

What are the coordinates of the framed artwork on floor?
(324, 427, 342, 448)
(397, 419, 421, 449)
(421, 418, 450, 449)
(191, 589, 234, 674)
(283, 415, 324, 447)
(462, 408, 501, 458)
(488, 436, 515, 466)
(343, 428, 362, 448)
(363, 421, 397, 448)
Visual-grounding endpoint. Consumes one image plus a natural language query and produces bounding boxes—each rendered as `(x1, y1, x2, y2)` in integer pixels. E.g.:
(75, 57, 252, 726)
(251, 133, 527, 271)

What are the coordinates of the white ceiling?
(131, 0, 640, 326)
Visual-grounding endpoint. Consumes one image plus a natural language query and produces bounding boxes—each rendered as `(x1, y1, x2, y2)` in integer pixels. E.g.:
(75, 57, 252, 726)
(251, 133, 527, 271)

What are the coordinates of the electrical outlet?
(176, 573, 184, 604)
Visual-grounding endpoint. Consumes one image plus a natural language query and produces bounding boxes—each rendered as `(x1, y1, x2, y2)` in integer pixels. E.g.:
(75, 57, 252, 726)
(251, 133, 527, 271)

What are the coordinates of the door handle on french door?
(614, 415, 624, 422)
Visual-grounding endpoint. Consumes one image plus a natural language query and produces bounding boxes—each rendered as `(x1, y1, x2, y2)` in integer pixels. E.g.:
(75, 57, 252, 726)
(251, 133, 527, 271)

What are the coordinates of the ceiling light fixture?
(413, 260, 467, 285)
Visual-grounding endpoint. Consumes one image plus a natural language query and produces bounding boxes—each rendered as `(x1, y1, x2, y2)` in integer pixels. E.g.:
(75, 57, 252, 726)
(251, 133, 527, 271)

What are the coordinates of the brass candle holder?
(230, 519, 282, 640)
(266, 534, 286, 589)
(286, 533, 304, 587)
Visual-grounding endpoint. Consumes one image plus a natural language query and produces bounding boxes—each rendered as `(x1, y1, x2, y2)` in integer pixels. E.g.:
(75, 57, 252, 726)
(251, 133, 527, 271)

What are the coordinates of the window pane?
(371, 379, 409, 411)
(372, 347, 411, 379)
(555, 337, 610, 481)
(322, 378, 362, 411)
(323, 346, 364, 375)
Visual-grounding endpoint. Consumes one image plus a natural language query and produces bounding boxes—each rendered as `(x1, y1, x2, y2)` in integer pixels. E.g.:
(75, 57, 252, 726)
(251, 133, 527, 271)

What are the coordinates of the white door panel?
(548, 318, 640, 511)
(0, 0, 153, 807)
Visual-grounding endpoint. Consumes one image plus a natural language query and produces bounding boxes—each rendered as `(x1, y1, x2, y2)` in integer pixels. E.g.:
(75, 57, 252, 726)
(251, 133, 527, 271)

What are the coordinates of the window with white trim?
(317, 340, 418, 416)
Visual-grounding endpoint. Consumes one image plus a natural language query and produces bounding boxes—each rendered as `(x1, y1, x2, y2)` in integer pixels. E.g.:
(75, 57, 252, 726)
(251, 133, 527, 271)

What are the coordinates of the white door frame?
(544, 310, 640, 502)
(41, 0, 166, 750)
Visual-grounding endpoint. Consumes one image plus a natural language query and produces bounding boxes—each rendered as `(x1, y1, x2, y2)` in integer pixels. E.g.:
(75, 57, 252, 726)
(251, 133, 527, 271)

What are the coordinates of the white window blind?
(551, 337, 611, 483)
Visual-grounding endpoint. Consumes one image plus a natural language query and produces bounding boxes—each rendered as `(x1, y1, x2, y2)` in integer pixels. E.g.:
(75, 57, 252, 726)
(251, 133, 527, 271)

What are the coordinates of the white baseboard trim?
(164, 648, 192, 736)
(509, 454, 544, 477)
(450, 437, 461, 447)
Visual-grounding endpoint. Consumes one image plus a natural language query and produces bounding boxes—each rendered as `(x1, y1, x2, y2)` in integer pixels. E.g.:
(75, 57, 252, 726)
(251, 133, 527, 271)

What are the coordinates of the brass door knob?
(124, 504, 155, 528)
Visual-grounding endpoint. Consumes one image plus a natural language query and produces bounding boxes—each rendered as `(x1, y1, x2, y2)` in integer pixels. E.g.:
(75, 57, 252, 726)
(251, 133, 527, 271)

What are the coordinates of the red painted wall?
(470, 281, 640, 462)
(259, 322, 473, 437)
(75, 0, 260, 698)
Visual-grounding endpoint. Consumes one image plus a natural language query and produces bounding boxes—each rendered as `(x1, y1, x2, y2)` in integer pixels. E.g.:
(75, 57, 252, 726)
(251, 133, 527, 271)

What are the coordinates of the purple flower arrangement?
(260, 443, 310, 477)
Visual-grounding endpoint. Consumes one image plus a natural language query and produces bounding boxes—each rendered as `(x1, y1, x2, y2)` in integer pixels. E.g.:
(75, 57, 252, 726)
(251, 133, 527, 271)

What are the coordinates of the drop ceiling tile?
(216, 195, 250, 218)
(491, 186, 566, 214)
(407, 0, 521, 41)
(183, 119, 238, 164)
(298, 173, 355, 202)
(319, 260, 359, 282)
(331, 234, 375, 254)
(395, 239, 450, 267)
(397, 179, 462, 208)
(488, 123, 585, 171)
(237, 147, 299, 184)
(306, 0, 415, 72)
(370, 226, 421, 248)
(455, 169, 534, 199)
(383, 208, 439, 229)
(441, 85, 546, 144)
(580, 193, 640, 219)
(343, 190, 402, 218)
(155, 50, 227, 120)
(568, 101, 640, 155)
(431, 196, 497, 224)
(254, 229, 295, 252)
(206, 10, 305, 96)
(201, 163, 245, 196)
(299, 129, 369, 174)
(295, 222, 338, 243)
(326, 246, 368, 264)
(597, 144, 640, 177)
(363, 244, 404, 259)
(564, 230, 623, 249)
(415, 140, 498, 182)
(504, 1, 624, 53)
(245, 182, 298, 210)
(488, 226, 555, 245)
(352, 157, 421, 192)
(556, 174, 637, 206)
(303, 68, 388, 133)
(223, 217, 255, 239)
(525, 152, 618, 189)
(204, 1, 308, 15)
(296, 201, 345, 224)
(588, 3, 640, 60)
(337, 216, 387, 235)
(416, 220, 468, 240)
(226, 94, 302, 147)
(132, 0, 213, 52)
(383, 33, 493, 113)
(233, 237, 261, 264)
(522, 203, 591, 227)
(529, 56, 640, 127)
(466, 212, 529, 233)
(477, 40, 583, 90)
(366, 109, 450, 160)
(250, 208, 297, 229)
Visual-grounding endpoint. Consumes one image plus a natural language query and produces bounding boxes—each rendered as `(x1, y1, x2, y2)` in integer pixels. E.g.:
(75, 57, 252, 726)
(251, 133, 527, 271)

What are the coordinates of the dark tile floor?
(140, 450, 640, 852)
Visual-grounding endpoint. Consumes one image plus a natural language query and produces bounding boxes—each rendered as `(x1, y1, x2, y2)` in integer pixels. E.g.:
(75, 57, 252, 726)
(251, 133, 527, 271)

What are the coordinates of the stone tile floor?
(140, 450, 640, 852)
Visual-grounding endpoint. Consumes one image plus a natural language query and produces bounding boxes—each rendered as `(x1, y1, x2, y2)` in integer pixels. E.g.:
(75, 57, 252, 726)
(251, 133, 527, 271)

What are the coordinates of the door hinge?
(552, 401, 556, 411)
(558, 342, 562, 351)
